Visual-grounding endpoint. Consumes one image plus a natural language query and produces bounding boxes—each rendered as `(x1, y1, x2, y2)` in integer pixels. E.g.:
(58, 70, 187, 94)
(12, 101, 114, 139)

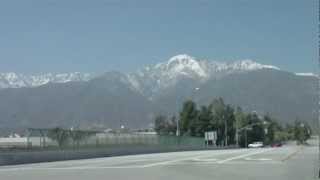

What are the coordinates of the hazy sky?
(0, 0, 317, 74)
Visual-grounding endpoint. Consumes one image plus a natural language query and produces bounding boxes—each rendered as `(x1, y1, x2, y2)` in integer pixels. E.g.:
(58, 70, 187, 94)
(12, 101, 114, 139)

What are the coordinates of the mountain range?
(0, 72, 94, 89)
(0, 55, 317, 132)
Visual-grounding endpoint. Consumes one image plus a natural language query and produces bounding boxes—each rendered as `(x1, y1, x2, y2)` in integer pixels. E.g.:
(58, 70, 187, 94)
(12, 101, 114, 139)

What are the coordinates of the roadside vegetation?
(155, 97, 312, 147)
(47, 128, 96, 149)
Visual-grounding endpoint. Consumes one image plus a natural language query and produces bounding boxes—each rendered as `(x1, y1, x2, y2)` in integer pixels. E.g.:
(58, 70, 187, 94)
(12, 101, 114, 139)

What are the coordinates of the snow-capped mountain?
(0, 54, 316, 129)
(0, 72, 94, 89)
(0, 54, 282, 93)
(295, 73, 318, 77)
(127, 54, 281, 97)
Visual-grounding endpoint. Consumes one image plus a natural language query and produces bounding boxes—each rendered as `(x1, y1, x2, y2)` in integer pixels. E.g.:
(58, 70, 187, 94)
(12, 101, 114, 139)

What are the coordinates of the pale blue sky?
(0, 0, 317, 74)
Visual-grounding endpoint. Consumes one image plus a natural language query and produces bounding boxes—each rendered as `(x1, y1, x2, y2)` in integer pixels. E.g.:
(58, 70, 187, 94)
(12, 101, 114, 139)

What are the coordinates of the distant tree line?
(154, 98, 312, 147)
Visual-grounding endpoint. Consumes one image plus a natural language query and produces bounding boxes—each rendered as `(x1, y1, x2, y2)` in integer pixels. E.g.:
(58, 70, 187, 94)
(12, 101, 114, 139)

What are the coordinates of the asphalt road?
(0, 140, 318, 180)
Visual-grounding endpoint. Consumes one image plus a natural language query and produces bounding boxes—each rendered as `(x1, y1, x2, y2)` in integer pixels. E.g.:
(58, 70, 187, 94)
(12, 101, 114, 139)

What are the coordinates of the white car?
(248, 141, 264, 148)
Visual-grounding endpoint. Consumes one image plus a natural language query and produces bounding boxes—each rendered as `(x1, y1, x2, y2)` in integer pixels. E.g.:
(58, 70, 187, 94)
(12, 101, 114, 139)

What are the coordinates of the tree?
(284, 123, 295, 140)
(274, 131, 290, 142)
(246, 113, 265, 144)
(180, 100, 198, 136)
(70, 130, 89, 148)
(224, 105, 236, 145)
(154, 115, 176, 135)
(235, 107, 249, 147)
(168, 116, 177, 135)
(195, 105, 213, 137)
(154, 97, 295, 148)
(48, 127, 70, 148)
(154, 115, 168, 135)
(264, 115, 282, 144)
(235, 107, 247, 130)
(294, 120, 311, 145)
(209, 98, 236, 146)
(209, 98, 226, 145)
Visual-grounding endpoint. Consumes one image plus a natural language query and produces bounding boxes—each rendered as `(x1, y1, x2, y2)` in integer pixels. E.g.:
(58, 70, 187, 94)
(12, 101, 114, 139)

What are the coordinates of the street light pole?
(245, 128, 248, 148)
(236, 127, 239, 147)
(224, 115, 228, 146)
(175, 91, 181, 137)
(176, 115, 180, 136)
(318, 0, 320, 177)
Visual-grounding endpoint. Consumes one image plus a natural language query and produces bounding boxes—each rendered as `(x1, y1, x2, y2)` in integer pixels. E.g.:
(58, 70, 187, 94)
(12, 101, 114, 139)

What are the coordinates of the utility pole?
(176, 94, 181, 137)
(236, 128, 239, 147)
(318, 0, 320, 177)
(235, 108, 240, 147)
(176, 116, 180, 136)
(245, 128, 248, 148)
(224, 115, 228, 146)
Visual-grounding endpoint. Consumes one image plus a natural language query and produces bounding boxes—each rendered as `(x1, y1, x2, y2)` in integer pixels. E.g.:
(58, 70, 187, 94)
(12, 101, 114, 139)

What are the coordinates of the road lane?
(0, 142, 317, 180)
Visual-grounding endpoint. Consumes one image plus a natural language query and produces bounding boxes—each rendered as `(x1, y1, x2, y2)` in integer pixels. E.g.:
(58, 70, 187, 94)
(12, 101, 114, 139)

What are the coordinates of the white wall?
(0, 137, 28, 148)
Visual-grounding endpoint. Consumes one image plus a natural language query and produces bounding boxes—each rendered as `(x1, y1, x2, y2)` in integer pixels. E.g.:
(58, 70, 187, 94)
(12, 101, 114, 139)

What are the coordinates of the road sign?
(205, 131, 217, 146)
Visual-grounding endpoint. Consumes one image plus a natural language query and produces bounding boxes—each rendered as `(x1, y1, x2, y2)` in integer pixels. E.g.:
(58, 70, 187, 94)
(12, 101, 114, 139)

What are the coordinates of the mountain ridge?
(0, 54, 283, 90)
(0, 55, 317, 130)
(0, 72, 94, 89)
(126, 54, 282, 98)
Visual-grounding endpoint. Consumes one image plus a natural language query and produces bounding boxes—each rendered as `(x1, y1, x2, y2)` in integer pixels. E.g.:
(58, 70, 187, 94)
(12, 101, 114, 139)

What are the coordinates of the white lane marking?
(139, 150, 250, 167)
(0, 155, 209, 171)
(0, 149, 260, 171)
(244, 157, 272, 161)
(281, 146, 303, 162)
(0, 166, 146, 171)
(0, 153, 210, 171)
(0, 152, 184, 169)
(216, 148, 274, 164)
(0, 157, 123, 169)
(140, 149, 255, 168)
(171, 160, 282, 166)
(140, 153, 210, 168)
(192, 157, 219, 162)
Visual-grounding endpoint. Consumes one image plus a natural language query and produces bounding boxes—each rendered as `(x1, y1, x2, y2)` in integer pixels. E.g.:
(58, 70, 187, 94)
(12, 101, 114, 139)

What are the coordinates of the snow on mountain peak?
(0, 72, 94, 89)
(127, 55, 282, 98)
(230, 59, 280, 71)
(167, 54, 196, 64)
(0, 55, 281, 94)
(165, 54, 207, 78)
(165, 55, 280, 74)
(295, 73, 318, 77)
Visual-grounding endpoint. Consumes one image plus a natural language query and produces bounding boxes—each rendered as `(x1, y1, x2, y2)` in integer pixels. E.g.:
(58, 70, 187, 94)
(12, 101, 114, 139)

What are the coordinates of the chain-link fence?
(0, 132, 207, 151)
(0, 131, 240, 165)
